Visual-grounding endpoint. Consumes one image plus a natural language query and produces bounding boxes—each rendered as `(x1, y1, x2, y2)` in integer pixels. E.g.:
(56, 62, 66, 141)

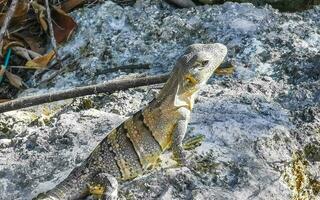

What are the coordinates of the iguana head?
(157, 43, 227, 108)
(177, 43, 227, 93)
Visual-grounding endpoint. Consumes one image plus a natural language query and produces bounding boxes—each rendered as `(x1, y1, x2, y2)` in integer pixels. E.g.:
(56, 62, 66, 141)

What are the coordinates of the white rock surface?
(0, 1, 319, 200)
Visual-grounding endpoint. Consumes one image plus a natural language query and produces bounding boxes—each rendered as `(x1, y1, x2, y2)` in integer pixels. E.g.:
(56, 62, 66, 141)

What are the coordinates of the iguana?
(33, 43, 227, 200)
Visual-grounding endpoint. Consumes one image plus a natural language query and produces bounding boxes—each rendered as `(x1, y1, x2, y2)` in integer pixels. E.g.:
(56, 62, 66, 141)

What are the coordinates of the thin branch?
(0, 74, 169, 113)
(0, 0, 18, 44)
(0, 99, 10, 103)
(99, 63, 150, 74)
(44, 0, 63, 68)
(37, 59, 77, 86)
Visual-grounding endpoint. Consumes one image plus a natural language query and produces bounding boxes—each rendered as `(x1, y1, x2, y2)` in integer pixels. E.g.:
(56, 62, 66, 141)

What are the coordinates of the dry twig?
(0, 74, 169, 113)
(0, 0, 18, 44)
(44, 0, 63, 68)
(99, 63, 150, 73)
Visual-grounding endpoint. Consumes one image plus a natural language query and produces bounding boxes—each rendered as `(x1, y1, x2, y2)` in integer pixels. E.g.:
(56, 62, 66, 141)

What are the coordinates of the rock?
(197, 0, 319, 11)
(0, 1, 319, 200)
(0, 139, 11, 148)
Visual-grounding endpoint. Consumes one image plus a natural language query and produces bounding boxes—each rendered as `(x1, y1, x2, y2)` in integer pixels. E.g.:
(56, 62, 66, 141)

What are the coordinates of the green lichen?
(79, 98, 95, 110)
(183, 134, 205, 150)
(310, 179, 320, 195)
(0, 124, 14, 139)
(120, 191, 136, 200)
(78, 42, 93, 57)
(0, 122, 10, 134)
(283, 151, 320, 200)
(193, 150, 220, 174)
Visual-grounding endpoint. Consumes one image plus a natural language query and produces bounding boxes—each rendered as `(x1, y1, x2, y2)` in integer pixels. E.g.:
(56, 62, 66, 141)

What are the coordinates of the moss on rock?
(283, 151, 320, 200)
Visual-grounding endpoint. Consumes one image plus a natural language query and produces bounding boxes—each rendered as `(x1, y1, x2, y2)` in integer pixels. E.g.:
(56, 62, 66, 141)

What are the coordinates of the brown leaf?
(30, 1, 48, 32)
(25, 50, 55, 69)
(30, 0, 46, 13)
(214, 66, 235, 76)
(0, 0, 29, 26)
(0, 65, 5, 78)
(5, 71, 23, 88)
(12, 46, 31, 60)
(13, 0, 29, 19)
(12, 46, 41, 60)
(39, 12, 48, 32)
(1, 40, 24, 57)
(12, 33, 45, 54)
(52, 6, 77, 44)
(26, 48, 42, 59)
(61, 0, 85, 12)
(0, 32, 40, 55)
(23, 36, 44, 54)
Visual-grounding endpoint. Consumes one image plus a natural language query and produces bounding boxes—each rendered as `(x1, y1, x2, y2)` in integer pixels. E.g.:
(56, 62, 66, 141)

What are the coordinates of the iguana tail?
(33, 166, 91, 200)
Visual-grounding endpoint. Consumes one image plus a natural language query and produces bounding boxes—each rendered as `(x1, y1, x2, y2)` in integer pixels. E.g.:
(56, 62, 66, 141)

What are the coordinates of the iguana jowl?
(34, 43, 227, 200)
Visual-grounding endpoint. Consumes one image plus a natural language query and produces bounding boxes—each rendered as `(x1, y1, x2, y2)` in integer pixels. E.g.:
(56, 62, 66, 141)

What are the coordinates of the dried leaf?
(25, 50, 55, 69)
(13, 0, 29, 19)
(52, 6, 77, 44)
(12, 46, 41, 60)
(12, 46, 32, 60)
(39, 12, 48, 32)
(0, 33, 33, 56)
(26, 49, 42, 59)
(31, 0, 46, 13)
(12, 33, 45, 54)
(5, 71, 23, 88)
(1, 40, 24, 57)
(214, 67, 235, 76)
(23, 36, 44, 54)
(0, 65, 5, 77)
(31, 1, 48, 32)
(0, 0, 29, 26)
(215, 62, 235, 76)
(61, 0, 85, 12)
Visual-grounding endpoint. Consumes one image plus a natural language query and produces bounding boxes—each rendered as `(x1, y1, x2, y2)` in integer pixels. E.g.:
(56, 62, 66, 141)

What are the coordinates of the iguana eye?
(201, 60, 209, 66)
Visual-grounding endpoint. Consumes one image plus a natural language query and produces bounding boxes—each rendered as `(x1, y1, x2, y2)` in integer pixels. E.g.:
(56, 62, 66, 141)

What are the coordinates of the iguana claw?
(183, 134, 205, 150)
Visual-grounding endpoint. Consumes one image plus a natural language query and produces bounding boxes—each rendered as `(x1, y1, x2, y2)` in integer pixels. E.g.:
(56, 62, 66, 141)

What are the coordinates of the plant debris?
(0, 0, 80, 98)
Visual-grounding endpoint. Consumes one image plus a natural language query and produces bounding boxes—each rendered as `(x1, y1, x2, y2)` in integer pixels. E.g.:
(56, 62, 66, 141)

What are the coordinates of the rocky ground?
(0, 1, 319, 199)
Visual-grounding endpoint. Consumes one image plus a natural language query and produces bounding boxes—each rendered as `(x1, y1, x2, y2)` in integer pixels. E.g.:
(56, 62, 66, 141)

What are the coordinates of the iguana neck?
(155, 73, 199, 110)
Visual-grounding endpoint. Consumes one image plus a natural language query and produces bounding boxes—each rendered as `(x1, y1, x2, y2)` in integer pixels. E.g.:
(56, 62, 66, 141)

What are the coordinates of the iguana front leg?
(172, 107, 191, 166)
(88, 173, 118, 200)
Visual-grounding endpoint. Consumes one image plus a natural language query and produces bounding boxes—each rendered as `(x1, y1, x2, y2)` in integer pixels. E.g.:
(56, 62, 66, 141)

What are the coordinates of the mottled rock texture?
(196, 0, 319, 11)
(0, 1, 319, 200)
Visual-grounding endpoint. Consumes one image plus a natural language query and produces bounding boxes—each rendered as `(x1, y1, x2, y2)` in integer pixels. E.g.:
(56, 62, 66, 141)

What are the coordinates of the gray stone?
(0, 1, 319, 200)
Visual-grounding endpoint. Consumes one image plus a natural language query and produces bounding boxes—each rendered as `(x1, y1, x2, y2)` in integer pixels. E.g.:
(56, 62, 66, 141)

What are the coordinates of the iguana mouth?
(185, 74, 198, 85)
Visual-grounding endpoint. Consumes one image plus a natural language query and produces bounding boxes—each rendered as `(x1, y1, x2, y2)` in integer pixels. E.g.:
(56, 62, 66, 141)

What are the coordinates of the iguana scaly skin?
(33, 43, 227, 200)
